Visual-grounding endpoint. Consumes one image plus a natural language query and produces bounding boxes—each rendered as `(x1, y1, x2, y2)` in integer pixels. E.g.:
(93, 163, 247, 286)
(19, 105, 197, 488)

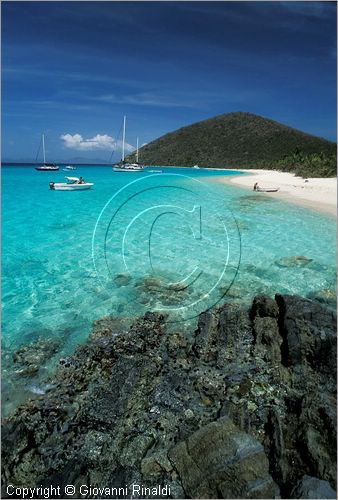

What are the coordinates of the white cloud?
(60, 133, 134, 152)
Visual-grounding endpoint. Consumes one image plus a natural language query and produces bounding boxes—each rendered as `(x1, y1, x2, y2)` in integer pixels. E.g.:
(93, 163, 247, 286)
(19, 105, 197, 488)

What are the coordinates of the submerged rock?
(135, 275, 164, 291)
(90, 315, 132, 339)
(134, 275, 192, 307)
(275, 256, 313, 268)
(238, 195, 276, 205)
(10, 338, 61, 381)
(113, 273, 131, 287)
(12, 338, 60, 368)
(1, 294, 336, 499)
(307, 288, 336, 308)
(218, 285, 243, 299)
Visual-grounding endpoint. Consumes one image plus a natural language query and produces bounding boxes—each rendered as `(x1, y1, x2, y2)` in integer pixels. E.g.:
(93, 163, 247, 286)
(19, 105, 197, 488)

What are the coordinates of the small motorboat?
(63, 165, 76, 171)
(49, 176, 93, 191)
(193, 165, 200, 169)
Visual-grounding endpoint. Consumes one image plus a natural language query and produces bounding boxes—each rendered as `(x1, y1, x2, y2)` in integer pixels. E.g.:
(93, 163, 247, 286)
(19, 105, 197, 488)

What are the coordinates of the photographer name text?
(7, 483, 171, 498)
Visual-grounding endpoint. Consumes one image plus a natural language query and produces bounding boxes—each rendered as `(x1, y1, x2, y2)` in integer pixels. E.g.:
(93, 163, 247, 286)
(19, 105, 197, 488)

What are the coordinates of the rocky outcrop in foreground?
(2, 294, 337, 498)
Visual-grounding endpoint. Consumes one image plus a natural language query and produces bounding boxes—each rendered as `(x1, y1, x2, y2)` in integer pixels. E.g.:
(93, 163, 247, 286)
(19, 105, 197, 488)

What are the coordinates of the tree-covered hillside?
(127, 112, 336, 177)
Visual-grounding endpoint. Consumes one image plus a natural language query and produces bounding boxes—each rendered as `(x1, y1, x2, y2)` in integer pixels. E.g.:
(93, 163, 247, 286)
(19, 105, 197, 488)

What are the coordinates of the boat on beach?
(113, 117, 144, 172)
(49, 176, 93, 191)
(256, 187, 280, 193)
(35, 134, 59, 171)
(253, 182, 280, 193)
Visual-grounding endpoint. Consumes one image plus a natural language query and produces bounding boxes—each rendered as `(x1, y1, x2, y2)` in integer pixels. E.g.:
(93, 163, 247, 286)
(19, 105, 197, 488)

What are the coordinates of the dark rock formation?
(169, 417, 279, 498)
(291, 475, 337, 499)
(1, 295, 336, 499)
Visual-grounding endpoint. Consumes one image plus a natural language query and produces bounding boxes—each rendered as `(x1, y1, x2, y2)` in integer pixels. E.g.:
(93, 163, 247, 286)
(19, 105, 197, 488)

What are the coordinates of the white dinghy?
(49, 176, 94, 191)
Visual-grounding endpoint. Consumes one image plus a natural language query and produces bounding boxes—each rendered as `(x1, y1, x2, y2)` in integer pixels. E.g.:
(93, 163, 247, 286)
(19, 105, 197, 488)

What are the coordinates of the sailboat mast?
(136, 136, 139, 163)
(42, 134, 46, 164)
(122, 115, 126, 162)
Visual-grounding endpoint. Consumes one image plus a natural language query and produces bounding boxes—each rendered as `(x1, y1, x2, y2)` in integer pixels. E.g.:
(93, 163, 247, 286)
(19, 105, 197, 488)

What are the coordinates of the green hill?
(128, 112, 336, 176)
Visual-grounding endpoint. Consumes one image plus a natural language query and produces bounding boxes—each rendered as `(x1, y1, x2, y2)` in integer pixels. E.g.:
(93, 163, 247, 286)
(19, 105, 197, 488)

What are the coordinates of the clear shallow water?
(2, 165, 336, 413)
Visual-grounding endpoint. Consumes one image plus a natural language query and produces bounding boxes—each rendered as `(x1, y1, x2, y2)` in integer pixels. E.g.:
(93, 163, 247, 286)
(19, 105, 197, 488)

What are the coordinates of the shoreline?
(208, 169, 337, 216)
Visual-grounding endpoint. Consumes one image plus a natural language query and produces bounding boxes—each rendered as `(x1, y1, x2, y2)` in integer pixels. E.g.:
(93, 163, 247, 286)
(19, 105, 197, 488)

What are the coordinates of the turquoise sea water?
(2, 165, 336, 413)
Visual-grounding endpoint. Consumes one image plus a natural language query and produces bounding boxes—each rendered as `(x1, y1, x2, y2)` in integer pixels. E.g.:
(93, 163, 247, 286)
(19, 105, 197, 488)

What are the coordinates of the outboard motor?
(49, 182, 55, 190)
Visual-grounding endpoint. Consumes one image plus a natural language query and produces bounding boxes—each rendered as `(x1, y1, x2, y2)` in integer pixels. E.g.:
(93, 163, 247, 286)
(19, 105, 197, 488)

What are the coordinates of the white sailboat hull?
(113, 165, 144, 172)
(35, 166, 59, 171)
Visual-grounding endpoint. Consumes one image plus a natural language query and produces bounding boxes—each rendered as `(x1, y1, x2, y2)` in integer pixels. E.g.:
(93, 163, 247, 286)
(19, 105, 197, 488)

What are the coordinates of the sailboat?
(113, 116, 144, 172)
(35, 134, 59, 171)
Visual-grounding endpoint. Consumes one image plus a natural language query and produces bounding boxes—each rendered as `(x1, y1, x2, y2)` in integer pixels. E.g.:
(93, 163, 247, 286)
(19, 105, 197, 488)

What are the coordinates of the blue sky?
(2, 1, 337, 162)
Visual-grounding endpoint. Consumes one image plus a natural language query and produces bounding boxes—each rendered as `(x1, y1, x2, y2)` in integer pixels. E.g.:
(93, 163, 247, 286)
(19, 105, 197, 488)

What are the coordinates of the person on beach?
(253, 182, 259, 191)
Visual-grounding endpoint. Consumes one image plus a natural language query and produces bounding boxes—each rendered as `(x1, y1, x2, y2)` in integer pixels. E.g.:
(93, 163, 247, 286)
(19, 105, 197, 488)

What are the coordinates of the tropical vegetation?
(259, 149, 337, 178)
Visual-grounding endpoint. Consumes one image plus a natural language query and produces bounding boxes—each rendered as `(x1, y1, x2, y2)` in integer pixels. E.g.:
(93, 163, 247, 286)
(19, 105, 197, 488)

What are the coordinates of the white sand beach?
(212, 169, 337, 216)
